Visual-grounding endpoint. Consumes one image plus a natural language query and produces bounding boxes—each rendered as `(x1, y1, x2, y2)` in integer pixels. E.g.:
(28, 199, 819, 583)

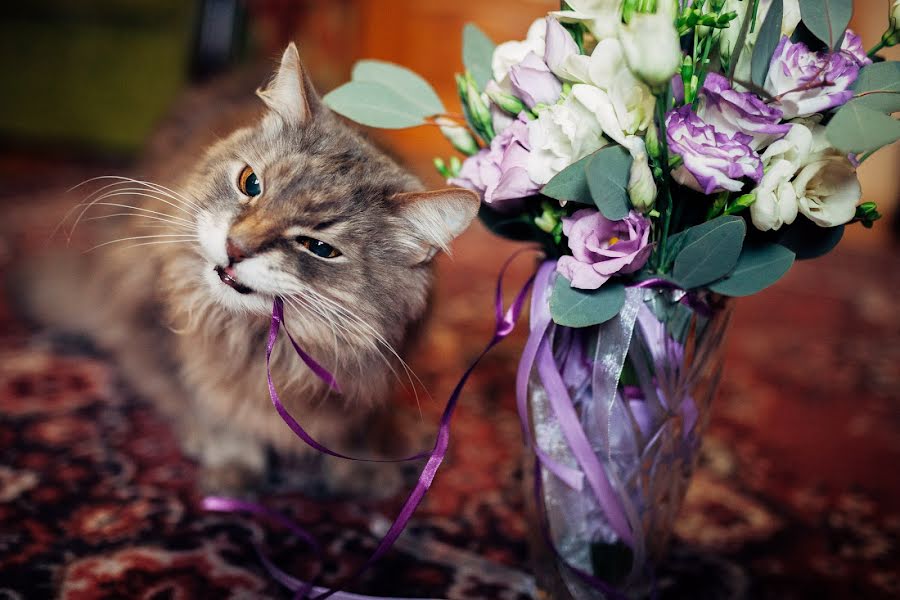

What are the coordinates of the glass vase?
(524, 280, 731, 599)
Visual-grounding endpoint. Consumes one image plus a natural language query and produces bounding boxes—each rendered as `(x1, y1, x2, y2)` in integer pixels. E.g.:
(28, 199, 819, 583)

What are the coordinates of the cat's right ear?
(256, 42, 321, 125)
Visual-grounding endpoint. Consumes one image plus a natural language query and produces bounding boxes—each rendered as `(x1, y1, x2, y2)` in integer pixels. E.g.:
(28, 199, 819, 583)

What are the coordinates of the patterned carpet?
(0, 73, 898, 600)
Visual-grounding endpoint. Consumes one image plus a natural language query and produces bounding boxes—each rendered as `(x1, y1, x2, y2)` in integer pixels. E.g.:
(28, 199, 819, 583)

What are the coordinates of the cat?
(15, 43, 479, 494)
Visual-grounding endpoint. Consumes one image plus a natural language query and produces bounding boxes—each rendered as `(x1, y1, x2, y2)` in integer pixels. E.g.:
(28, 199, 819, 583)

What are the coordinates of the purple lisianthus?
(509, 52, 562, 109)
(449, 116, 539, 211)
(840, 29, 873, 68)
(765, 36, 861, 119)
(666, 106, 763, 195)
(698, 72, 790, 149)
(556, 209, 652, 290)
(544, 15, 579, 76)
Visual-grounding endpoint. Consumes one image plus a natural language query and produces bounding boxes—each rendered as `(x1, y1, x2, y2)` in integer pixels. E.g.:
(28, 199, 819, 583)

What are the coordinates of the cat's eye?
(237, 165, 261, 197)
(296, 235, 341, 259)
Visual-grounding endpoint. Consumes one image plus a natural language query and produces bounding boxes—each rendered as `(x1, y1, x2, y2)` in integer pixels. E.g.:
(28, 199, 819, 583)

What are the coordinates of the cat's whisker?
(293, 288, 426, 420)
(70, 175, 202, 216)
(282, 296, 347, 403)
(82, 212, 196, 232)
(304, 288, 428, 404)
(66, 191, 196, 241)
(83, 233, 199, 254)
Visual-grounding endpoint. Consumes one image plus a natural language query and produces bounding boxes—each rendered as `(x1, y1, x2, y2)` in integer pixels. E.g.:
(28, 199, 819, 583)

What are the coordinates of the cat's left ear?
(256, 42, 321, 125)
(392, 188, 480, 264)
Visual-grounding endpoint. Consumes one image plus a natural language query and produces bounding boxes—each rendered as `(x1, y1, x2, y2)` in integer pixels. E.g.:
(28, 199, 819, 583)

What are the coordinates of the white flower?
(491, 19, 547, 84)
(749, 118, 860, 230)
(893, 0, 900, 30)
(750, 159, 799, 231)
(526, 91, 608, 184)
(551, 0, 623, 41)
(793, 156, 861, 227)
(618, 12, 682, 91)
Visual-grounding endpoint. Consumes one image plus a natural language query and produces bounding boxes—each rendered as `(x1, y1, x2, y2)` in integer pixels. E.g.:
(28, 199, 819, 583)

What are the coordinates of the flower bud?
(623, 137, 657, 212)
(618, 12, 682, 92)
(466, 78, 495, 141)
(433, 157, 449, 178)
(644, 123, 661, 159)
(436, 117, 479, 156)
(485, 82, 527, 115)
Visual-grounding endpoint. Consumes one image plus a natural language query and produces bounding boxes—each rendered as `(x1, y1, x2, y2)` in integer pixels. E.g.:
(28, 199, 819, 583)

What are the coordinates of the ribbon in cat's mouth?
(215, 265, 254, 295)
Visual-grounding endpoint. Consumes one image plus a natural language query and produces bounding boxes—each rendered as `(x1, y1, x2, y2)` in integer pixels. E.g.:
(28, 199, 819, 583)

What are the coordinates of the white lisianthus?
(526, 91, 609, 184)
(491, 18, 547, 84)
(618, 12, 682, 91)
(749, 159, 799, 231)
(793, 156, 861, 227)
(551, 0, 623, 41)
(749, 117, 860, 230)
(893, 0, 900, 30)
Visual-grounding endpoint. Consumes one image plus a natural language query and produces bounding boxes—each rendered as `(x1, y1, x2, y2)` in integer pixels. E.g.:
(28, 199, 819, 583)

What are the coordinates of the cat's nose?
(225, 237, 250, 264)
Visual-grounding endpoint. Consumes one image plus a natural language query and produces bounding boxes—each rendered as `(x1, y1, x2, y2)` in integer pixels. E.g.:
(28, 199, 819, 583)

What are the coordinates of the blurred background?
(0, 1, 898, 599)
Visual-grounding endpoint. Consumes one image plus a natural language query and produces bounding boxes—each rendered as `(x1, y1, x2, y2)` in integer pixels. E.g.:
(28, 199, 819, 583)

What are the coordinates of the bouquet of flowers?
(324, 0, 898, 596)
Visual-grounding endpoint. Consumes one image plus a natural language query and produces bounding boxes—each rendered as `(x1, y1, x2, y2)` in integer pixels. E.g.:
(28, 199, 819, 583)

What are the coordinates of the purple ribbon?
(517, 261, 635, 547)
(204, 251, 536, 599)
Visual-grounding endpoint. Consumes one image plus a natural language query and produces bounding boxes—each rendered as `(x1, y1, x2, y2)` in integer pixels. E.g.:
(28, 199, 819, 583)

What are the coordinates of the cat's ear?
(256, 42, 321, 125)
(392, 188, 480, 263)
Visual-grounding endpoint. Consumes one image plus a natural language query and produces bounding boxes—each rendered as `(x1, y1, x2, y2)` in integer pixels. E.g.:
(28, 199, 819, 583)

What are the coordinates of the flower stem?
(868, 39, 888, 58)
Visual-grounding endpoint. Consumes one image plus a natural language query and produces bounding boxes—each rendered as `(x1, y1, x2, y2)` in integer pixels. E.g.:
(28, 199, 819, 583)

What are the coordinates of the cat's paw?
(321, 459, 419, 500)
(199, 460, 266, 497)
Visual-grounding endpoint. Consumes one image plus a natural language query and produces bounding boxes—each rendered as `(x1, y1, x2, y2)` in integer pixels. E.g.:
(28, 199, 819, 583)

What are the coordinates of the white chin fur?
(202, 266, 272, 314)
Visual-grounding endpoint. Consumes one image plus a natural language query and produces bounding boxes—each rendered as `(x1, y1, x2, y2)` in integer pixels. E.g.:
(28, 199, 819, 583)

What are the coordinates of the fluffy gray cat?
(19, 44, 479, 494)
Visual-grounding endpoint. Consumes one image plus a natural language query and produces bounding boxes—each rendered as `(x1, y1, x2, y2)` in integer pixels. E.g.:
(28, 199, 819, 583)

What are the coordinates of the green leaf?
(777, 218, 844, 259)
(549, 276, 626, 328)
(477, 203, 536, 242)
(826, 100, 900, 154)
(798, 0, 852, 49)
(672, 216, 746, 289)
(710, 243, 795, 296)
(851, 61, 900, 114)
(540, 151, 598, 205)
(323, 81, 428, 129)
(351, 60, 444, 117)
(586, 146, 633, 221)
(751, 0, 783, 87)
(463, 23, 495, 89)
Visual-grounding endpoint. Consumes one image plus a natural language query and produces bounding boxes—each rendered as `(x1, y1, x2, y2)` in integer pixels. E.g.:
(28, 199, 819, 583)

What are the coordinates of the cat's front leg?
(179, 417, 268, 496)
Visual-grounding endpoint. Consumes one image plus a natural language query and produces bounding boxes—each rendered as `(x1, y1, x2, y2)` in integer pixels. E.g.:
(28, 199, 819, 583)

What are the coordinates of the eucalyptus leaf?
(751, 0, 783, 87)
(668, 215, 745, 258)
(826, 100, 900, 154)
(586, 146, 633, 220)
(549, 276, 626, 328)
(672, 217, 746, 289)
(463, 23, 495, 89)
(477, 203, 536, 241)
(710, 243, 795, 296)
(541, 151, 598, 205)
(851, 61, 900, 113)
(352, 60, 444, 117)
(798, 0, 852, 49)
(323, 81, 428, 129)
(777, 218, 844, 259)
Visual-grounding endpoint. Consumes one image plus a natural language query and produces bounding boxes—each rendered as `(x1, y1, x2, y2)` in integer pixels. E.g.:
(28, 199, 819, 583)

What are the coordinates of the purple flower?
(697, 72, 791, 149)
(544, 15, 579, 77)
(449, 116, 539, 211)
(765, 36, 861, 118)
(840, 29, 873, 68)
(666, 106, 763, 195)
(556, 209, 652, 290)
(509, 52, 562, 109)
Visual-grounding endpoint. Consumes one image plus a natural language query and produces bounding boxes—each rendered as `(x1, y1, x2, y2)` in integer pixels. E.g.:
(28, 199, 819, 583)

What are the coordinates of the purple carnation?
(449, 116, 539, 211)
(840, 29, 873, 68)
(666, 106, 763, 195)
(698, 72, 790, 149)
(556, 209, 652, 290)
(509, 52, 562, 109)
(765, 36, 861, 118)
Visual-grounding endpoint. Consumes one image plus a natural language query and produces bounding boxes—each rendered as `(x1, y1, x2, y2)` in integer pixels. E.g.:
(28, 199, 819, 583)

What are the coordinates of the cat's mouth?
(214, 265, 254, 295)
